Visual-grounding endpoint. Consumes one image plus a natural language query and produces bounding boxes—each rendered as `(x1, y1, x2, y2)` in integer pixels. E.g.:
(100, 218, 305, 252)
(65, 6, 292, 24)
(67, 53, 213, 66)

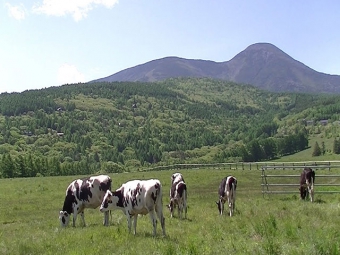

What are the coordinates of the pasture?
(1, 168, 340, 255)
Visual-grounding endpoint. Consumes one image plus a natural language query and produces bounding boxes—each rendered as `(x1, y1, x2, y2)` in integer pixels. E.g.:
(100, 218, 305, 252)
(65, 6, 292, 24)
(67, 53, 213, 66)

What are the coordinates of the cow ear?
(59, 211, 66, 217)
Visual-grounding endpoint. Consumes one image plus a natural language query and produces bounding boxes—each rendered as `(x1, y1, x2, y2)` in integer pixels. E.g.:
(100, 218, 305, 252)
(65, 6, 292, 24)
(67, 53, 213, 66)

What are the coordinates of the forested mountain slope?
(1, 78, 340, 178)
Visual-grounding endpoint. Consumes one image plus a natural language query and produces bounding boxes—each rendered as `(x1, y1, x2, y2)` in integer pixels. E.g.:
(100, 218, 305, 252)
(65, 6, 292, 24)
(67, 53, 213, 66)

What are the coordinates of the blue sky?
(1, 0, 339, 94)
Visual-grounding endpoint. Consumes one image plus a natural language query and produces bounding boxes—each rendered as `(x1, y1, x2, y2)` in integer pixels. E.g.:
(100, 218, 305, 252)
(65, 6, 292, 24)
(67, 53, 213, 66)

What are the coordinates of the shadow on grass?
(314, 198, 326, 203)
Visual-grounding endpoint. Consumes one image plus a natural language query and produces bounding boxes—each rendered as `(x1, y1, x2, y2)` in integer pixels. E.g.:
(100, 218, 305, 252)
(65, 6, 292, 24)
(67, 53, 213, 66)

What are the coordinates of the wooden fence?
(143, 161, 340, 172)
(261, 163, 340, 196)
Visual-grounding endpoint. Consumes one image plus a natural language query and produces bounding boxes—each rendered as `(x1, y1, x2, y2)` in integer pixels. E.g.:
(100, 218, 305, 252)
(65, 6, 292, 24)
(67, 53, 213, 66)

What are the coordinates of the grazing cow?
(100, 179, 166, 236)
(59, 175, 112, 227)
(167, 173, 187, 219)
(216, 175, 237, 216)
(299, 167, 315, 202)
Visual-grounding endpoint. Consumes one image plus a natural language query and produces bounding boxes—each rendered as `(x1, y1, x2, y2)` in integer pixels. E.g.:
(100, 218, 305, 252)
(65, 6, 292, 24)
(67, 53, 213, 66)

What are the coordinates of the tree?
(321, 141, 326, 155)
(1, 154, 15, 178)
(333, 139, 340, 154)
(312, 141, 321, 157)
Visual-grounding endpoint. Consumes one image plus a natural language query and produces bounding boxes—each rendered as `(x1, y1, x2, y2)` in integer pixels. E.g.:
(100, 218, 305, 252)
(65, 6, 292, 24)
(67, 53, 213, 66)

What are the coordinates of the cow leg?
(299, 186, 306, 200)
(177, 202, 182, 219)
(72, 213, 77, 227)
(133, 215, 138, 235)
(308, 184, 314, 202)
(220, 200, 224, 216)
(231, 192, 236, 216)
(126, 215, 132, 234)
(155, 204, 166, 236)
(168, 200, 174, 218)
(149, 210, 157, 236)
(79, 212, 86, 227)
(103, 211, 109, 226)
(72, 204, 78, 227)
(226, 192, 232, 217)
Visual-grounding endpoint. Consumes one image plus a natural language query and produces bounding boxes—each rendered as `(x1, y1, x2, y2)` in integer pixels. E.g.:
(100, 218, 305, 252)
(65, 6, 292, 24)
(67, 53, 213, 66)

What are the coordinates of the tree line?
(1, 78, 340, 178)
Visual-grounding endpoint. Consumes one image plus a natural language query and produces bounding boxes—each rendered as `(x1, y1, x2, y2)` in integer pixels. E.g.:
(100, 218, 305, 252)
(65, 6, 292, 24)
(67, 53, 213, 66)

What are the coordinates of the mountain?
(91, 43, 340, 94)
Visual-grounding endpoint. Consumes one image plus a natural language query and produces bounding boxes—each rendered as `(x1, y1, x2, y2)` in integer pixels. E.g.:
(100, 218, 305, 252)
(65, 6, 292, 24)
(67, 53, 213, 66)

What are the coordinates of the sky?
(1, 0, 340, 94)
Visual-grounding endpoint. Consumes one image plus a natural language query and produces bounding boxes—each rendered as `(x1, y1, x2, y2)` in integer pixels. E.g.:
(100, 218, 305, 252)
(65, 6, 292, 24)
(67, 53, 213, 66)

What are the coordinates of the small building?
(306, 120, 314, 126)
(319, 120, 328, 126)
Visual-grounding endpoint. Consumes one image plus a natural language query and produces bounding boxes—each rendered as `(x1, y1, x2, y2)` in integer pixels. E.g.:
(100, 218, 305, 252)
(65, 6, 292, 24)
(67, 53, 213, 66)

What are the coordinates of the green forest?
(1, 77, 340, 178)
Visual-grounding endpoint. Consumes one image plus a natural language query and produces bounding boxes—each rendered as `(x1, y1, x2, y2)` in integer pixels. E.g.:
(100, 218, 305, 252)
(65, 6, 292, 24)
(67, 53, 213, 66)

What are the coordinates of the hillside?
(1, 78, 340, 178)
(92, 43, 340, 94)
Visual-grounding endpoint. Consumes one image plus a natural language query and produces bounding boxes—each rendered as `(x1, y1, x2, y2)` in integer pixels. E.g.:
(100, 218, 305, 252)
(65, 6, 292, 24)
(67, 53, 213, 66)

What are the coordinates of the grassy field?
(1, 168, 340, 255)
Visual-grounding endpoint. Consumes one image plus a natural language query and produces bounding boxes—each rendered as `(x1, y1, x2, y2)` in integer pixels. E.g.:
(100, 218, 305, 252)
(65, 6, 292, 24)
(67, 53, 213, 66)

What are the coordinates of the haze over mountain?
(92, 43, 340, 94)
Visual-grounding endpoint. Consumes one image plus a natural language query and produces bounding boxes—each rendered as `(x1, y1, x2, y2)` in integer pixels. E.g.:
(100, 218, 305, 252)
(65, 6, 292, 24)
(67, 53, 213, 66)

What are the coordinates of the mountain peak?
(91, 43, 340, 94)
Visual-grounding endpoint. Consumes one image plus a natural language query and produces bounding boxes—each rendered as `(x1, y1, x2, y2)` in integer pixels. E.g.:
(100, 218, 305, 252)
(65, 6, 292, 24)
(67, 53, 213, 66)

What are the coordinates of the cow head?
(59, 211, 70, 227)
(100, 190, 113, 212)
(216, 198, 225, 215)
(167, 200, 175, 215)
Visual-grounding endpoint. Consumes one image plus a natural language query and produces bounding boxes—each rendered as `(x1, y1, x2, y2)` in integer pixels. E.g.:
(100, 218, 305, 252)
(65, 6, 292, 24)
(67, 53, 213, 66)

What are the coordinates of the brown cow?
(299, 168, 315, 202)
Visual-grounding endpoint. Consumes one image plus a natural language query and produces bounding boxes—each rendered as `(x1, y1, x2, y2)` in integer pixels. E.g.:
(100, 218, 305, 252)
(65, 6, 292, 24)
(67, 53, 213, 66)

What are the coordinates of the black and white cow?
(59, 175, 112, 227)
(167, 172, 187, 219)
(216, 175, 237, 216)
(100, 179, 166, 236)
(299, 167, 315, 202)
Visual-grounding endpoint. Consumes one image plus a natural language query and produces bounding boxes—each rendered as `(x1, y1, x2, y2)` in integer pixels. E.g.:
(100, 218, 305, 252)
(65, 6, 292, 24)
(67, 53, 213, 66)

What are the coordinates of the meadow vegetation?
(1, 167, 340, 255)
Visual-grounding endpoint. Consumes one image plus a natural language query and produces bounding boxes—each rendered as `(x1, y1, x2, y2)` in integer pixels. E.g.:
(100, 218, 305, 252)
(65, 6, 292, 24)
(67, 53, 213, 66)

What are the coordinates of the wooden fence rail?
(143, 161, 340, 172)
(261, 164, 340, 196)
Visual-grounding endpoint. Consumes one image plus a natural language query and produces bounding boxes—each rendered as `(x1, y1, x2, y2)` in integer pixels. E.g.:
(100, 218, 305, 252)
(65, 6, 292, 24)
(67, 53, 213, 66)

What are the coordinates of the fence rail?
(261, 163, 340, 196)
(143, 161, 340, 172)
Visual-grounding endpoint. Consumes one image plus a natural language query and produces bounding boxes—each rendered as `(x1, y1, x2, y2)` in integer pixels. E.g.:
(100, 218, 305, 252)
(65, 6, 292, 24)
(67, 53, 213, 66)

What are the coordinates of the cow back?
(63, 175, 112, 211)
(300, 168, 315, 185)
(218, 176, 237, 198)
(176, 181, 187, 198)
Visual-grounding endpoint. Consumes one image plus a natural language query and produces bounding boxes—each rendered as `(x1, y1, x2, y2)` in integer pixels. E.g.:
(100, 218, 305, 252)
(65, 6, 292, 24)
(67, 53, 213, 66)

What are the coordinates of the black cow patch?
(113, 188, 125, 208)
(227, 177, 237, 191)
(170, 181, 180, 199)
(79, 181, 93, 202)
(62, 189, 75, 214)
(218, 177, 227, 197)
(100, 179, 112, 192)
(176, 182, 187, 197)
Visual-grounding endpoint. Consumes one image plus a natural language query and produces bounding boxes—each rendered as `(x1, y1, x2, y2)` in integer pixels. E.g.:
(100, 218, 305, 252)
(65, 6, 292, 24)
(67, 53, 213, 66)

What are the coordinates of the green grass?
(1, 168, 340, 255)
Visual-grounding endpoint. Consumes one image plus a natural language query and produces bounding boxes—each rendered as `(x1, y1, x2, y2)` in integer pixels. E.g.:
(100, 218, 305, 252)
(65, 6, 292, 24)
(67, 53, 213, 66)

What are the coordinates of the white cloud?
(58, 64, 85, 84)
(5, 3, 26, 20)
(32, 0, 119, 22)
